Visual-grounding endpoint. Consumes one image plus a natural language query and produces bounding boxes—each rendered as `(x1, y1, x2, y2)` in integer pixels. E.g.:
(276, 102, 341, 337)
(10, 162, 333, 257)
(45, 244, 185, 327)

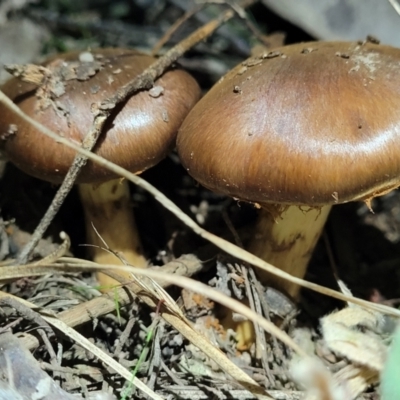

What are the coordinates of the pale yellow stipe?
(78, 179, 147, 289)
(235, 205, 331, 349)
(249, 205, 331, 299)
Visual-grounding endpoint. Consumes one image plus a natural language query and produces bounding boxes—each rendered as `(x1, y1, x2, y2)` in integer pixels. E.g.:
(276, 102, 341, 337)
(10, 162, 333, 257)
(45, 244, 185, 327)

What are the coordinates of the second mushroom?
(177, 40, 400, 299)
(0, 48, 200, 287)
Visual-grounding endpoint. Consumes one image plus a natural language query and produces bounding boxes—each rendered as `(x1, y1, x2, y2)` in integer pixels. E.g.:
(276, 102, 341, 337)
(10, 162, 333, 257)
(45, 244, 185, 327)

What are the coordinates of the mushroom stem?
(78, 179, 147, 289)
(232, 205, 331, 349)
(248, 205, 332, 299)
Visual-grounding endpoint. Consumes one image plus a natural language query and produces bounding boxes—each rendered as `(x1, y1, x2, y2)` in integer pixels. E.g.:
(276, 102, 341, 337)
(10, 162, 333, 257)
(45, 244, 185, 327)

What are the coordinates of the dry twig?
(0, 255, 202, 347)
(151, 3, 204, 55)
(1, 89, 400, 318)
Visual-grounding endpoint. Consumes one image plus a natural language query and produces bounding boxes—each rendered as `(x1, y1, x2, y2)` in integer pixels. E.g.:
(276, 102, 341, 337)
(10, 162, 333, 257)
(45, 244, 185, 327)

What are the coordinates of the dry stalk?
(0, 255, 201, 337)
(388, 0, 400, 15)
(151, 4, 204, 55)
(1, 90, 400, 319)
(0, 260, 305, 351)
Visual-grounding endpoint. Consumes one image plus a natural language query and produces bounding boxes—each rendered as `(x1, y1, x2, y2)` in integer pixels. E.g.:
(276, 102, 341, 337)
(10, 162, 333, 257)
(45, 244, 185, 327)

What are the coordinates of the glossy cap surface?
(1, 48, 201, 183)
(177, 41, 400, 206)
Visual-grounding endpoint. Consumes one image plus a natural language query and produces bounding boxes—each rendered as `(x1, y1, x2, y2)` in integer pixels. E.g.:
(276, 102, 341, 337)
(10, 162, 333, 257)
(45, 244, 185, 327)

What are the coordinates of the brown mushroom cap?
(177, 41, 400, 207)
(0, 48, 200, 183)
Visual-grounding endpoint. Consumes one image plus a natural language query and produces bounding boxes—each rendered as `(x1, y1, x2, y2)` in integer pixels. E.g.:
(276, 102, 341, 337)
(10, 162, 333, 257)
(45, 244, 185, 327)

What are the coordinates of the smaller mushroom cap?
(0, 48, 200, 183)
(177, 41, 400, 206)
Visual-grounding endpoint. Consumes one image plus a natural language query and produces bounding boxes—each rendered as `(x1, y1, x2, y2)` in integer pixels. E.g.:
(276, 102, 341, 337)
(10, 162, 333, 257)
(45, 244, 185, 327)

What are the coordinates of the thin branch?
(151, 4, 204, 55)
(208, 0, 273, 47)
(1, 89, 400, 321)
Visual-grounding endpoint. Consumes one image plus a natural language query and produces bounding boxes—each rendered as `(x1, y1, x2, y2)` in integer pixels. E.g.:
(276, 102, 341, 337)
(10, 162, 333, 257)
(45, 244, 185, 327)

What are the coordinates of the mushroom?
(177, 40, 400, 347)
(0, 48, 200, 287)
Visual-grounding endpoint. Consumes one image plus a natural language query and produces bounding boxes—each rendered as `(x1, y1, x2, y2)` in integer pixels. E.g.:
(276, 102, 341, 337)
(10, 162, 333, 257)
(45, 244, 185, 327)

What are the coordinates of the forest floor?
(0, 1, 399, 399)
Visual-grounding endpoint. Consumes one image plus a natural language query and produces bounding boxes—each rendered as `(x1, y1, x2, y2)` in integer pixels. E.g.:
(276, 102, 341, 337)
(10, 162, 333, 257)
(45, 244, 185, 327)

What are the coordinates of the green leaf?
(381, 325, 400, 399)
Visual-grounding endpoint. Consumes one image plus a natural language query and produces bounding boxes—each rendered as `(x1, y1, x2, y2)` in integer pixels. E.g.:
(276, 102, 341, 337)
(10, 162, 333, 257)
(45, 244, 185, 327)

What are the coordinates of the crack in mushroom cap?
(0, 48, 201, 184)
(177, 41, 400, 207)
